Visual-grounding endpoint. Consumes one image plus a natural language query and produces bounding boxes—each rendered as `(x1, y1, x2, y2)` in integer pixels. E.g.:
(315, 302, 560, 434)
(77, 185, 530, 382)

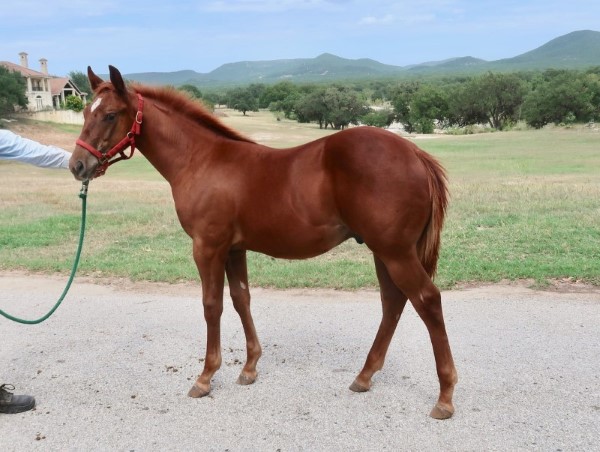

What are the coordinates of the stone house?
(0, 52, 87, 111)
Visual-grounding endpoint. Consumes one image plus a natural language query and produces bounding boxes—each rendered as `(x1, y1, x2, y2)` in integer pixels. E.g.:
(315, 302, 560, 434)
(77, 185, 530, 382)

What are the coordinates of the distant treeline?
(5, 65, 595, 133)
(188, 67, 600, 132)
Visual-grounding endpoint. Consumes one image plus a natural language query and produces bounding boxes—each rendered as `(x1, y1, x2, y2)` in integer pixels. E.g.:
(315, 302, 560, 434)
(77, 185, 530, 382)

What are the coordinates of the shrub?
(64, 95, 84, 112)
(360, 108, 395, 128)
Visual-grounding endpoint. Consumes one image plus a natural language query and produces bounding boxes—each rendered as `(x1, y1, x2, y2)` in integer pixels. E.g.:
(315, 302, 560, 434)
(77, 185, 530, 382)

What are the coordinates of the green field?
(1, 112, 599, 289)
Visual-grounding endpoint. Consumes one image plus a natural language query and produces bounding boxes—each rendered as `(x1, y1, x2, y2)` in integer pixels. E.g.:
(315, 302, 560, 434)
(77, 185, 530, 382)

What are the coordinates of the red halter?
(76, 93, 144, 178)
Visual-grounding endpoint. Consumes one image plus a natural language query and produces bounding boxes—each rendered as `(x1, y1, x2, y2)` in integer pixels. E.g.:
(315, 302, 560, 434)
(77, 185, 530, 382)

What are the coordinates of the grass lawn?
(1, 113, 598, 289)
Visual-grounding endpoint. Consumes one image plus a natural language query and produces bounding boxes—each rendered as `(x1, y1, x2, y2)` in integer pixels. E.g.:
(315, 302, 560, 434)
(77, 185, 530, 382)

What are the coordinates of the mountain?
(121, 53, 407, 86)
(490, 30, 600, 70)
(121, 30, 600, 87)
(406, 56, 487, 74)
(207, 53, 405, 83)
(123, 70, 201, 85)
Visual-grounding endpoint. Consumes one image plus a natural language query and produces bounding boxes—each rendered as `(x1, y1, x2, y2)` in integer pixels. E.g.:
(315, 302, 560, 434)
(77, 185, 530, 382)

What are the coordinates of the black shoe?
(0, 384, 36, 414)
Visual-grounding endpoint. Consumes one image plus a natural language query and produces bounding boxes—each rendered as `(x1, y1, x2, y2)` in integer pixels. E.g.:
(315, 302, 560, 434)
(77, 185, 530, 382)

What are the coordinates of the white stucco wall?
(20, 109, 84, 125)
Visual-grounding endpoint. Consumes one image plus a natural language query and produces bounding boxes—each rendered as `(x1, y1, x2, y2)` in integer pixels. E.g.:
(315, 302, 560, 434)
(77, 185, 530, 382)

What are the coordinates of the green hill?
(207, 53, 405, 83)
(489, 30, 600, 70)
(122, 30, 600, 87)
(123, 70, 200, 86)
(406, 56, 487, 74)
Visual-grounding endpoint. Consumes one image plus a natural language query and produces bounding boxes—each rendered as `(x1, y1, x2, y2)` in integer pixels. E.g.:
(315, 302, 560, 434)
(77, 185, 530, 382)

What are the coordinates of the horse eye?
(104, 113, 116, 122)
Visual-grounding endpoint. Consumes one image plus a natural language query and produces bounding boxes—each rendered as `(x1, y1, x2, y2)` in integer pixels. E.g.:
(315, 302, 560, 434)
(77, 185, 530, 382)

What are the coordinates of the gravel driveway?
(1, 273, 599, 451)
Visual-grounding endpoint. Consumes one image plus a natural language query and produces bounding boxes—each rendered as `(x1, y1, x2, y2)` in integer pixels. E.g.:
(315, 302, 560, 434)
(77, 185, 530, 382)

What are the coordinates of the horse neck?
(134, 99, 210, 184)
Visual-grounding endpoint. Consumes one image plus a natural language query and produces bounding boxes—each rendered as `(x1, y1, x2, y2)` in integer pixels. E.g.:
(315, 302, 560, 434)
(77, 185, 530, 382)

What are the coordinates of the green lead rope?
(0, 180, 89, 325)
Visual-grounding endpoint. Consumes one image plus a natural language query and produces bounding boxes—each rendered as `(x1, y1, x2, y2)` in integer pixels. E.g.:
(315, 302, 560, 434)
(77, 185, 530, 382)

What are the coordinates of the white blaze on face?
(91, 97, 102, 112)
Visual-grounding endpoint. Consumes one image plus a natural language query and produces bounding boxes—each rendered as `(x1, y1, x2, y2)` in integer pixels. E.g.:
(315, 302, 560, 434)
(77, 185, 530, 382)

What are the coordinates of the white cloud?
(0, 0, 120, 20)
(202, 0, 341, 13)
(359, 14, 394, 25)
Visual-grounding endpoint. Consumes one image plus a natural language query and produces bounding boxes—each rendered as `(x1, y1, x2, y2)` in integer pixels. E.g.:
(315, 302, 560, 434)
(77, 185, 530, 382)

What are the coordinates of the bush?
(64, 95, 84, 112)
(360, 108, 395, 128)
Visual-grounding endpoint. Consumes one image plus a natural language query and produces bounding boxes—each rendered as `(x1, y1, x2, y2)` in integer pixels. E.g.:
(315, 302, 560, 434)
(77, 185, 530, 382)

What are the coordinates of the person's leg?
(0, 384, 36, 414)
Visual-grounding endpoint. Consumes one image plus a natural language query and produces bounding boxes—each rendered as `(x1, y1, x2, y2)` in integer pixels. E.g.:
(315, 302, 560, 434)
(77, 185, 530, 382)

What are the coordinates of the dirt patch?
(5, 268, 599, 301)
(2, 119, 79, 151)
(452, 277, 600, 294)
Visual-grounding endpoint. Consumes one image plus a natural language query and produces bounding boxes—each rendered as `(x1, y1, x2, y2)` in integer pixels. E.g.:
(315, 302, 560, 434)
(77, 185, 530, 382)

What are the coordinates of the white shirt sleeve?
(0, 130, 71, 169)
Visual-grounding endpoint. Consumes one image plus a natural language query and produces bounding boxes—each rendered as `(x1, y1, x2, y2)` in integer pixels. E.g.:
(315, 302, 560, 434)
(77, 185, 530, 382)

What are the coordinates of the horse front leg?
(188, 240, 227, 398)
(225, 250, 262, 385)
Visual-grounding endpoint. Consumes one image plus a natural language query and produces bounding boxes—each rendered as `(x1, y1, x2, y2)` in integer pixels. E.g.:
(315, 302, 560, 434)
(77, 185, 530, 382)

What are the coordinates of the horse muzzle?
(69, 153, 101, 181)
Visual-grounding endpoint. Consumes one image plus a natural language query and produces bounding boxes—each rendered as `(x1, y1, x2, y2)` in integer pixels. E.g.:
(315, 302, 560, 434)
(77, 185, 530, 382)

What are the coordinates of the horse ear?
(87, 66, 104, 91)
(108, 65, 127, 96)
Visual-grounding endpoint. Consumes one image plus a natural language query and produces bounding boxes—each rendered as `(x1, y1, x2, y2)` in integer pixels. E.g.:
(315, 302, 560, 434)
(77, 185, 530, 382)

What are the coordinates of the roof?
(1, 61, 86, 96)
(0, 60, 50, 78)
(50, 77, 71, 96)
(50, 77, 87, 96)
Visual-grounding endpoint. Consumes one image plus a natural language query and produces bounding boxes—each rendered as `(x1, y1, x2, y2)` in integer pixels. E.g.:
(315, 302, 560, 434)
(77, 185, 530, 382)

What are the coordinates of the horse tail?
(415, 149, 449, 279)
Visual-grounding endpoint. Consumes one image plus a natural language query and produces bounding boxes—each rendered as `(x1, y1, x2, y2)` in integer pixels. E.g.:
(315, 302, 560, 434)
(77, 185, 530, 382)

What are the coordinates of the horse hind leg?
(350, 256, 408, 392)
(225, 250, 262, 386)
(379, 250, 458, 420)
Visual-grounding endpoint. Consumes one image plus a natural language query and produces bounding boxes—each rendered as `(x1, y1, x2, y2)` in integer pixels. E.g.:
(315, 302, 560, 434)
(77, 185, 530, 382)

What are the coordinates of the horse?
(70, 66, 457, 419)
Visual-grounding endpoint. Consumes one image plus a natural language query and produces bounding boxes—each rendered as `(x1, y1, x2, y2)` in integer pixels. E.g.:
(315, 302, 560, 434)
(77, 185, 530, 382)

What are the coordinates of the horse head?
(70, 66, 142, 180)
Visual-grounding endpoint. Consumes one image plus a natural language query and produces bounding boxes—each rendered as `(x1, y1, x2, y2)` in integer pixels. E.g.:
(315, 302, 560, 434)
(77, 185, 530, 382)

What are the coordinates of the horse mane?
(131, 83, 255, 144)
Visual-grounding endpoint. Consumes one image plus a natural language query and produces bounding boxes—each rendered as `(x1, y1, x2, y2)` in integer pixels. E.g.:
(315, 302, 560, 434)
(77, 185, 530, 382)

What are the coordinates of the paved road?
(1, 273, 599, 451)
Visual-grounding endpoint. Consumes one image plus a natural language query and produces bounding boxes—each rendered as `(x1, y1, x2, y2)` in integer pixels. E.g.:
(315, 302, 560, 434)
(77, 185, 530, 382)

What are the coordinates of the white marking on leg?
(91, 97, 102, 112)
(240, 282, 247, 290)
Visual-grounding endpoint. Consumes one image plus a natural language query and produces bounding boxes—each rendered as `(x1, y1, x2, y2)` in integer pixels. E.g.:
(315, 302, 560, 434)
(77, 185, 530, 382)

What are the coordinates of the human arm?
(0, 130, 71, 169)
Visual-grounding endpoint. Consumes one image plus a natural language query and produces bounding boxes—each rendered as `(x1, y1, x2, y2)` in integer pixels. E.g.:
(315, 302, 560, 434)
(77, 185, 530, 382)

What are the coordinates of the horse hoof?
(349, 379, 370, 393)
(430, 403, 454, 420)
(237, 373, 256, 386)
(187, 383, 210, 398)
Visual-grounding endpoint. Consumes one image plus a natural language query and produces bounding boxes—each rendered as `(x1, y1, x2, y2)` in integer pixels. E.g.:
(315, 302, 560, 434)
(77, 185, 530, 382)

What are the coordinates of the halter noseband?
(76, 93, 144, 178)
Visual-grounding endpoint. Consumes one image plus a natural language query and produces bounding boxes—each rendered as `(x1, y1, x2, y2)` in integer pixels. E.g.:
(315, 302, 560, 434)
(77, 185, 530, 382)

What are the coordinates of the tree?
(202, 91, 228, 107)
(247, 84, 266, 104)
(268, 91, 301, 120)
(293, 85, 368, 129)
(179, 84, 203, 99)
(410, 85, 450, 133)
(0, 66, 27, 114)
(584, 70, 600, 122)
(260, 81, 299, 114)
(446, 82, 488, 128)
(390, 82, 451, 133)
(522, 69, 600, 128)
(390, 81, 421, 133)
(69, 70, 91, 98)
(322, 86, 368, 130)
(227, 87, 259, 115)
(65, 95, 84, 112)
(360, 108, 396, 128)
(294, 88, 328, 128)
(368, 80, 393, 103)
(454, 72, 526, 130)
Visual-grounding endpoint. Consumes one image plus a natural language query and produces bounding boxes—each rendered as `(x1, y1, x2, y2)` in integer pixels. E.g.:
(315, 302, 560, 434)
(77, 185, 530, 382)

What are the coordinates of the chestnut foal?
(70, 66, 457, 419)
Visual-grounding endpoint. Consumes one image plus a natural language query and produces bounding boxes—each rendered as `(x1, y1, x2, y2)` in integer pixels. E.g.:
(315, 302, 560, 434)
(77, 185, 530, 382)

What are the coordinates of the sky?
(1, 0, 599, 77)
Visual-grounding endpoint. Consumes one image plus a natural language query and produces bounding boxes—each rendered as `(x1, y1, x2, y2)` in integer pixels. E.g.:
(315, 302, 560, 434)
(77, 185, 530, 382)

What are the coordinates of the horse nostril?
(75, 160, 84, 176)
